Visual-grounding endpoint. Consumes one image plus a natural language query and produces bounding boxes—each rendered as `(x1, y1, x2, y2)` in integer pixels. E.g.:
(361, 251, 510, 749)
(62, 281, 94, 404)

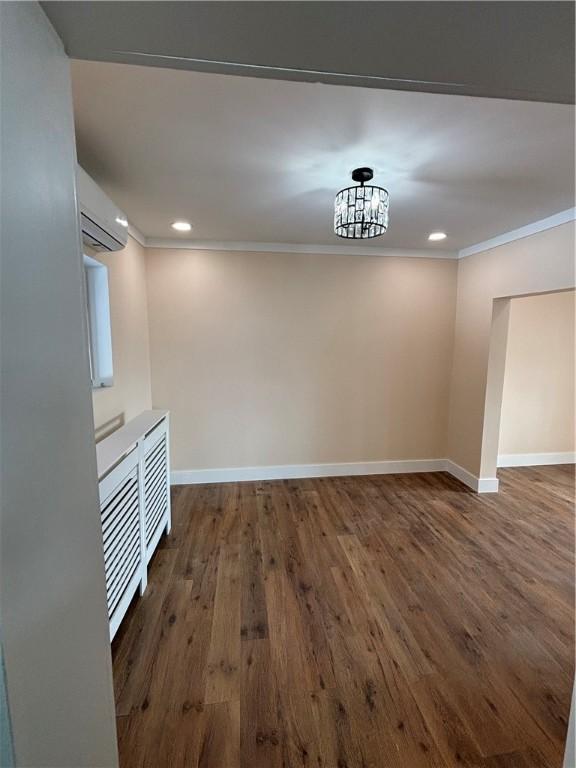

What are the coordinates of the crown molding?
(143, 238, 457, 259)
(127, 224, 146, 247)
(458, 207, 576, 259)
(127, 206, 575, 259)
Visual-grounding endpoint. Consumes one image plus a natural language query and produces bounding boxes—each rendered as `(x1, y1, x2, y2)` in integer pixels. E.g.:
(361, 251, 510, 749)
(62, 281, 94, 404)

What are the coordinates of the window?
(83, 255, 113, 388)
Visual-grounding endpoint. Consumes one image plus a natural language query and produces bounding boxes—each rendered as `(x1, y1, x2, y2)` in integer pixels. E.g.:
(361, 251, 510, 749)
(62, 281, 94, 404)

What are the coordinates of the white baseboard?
(477, 477, 500, 493)
(443, 460, 499, 493)
(498, 451, 576, 468)
(171, 458, 445, 486)
(171, 457, 499, 494)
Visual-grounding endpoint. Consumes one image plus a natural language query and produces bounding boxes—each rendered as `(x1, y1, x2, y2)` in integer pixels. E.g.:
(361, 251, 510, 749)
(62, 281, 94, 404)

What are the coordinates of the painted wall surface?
(145, 248, 457, 471)
(499, 290, 575, 456)
(90, 235, 152, 441)
(447, 221, 575, 478)
(0, 4, 118, 766)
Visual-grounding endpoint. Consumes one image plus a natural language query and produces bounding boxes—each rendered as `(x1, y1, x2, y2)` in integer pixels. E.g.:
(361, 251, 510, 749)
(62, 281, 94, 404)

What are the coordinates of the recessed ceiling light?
(171, 221, 192, 232)
(428, 231, 447, 241)
(115, 216, 128, 228)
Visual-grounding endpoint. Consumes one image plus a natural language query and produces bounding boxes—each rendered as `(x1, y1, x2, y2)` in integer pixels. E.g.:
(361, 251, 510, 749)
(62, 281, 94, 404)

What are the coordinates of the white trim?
(443, 460, 499, 493)
(128, 225, 146, 247)
(458, 208, 576, 259)
(125, 208, 576, 259)
(477, 476, 500, 493)
(171, 458, 499, 493)
(96, 409, 167, 480)
(171, 459, 446, 485)
(498, 451, 576, 468)
(145, 238, 456, 259)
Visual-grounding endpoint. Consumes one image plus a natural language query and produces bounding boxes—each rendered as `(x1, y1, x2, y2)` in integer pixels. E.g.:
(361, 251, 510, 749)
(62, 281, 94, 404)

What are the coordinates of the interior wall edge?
(446, 219, 576, 479)
(1, 2, 119, 764)
(497, 290, 575, 457)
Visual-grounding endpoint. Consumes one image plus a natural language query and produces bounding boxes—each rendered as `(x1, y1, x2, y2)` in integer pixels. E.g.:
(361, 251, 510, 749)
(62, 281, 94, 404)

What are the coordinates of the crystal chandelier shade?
(334, 168, 389, 240)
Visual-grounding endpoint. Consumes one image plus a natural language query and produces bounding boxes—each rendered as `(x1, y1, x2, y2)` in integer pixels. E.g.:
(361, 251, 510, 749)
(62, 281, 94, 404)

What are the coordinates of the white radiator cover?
(97, 411, 171, 640)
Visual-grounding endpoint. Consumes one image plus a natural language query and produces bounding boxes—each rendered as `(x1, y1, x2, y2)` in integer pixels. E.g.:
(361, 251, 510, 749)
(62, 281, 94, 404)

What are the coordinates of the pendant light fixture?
(334, 167, 389, 239)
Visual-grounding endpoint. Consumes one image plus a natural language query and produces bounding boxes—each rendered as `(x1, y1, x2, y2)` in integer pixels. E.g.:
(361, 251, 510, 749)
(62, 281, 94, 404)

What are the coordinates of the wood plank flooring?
(112, 465, 575, 768)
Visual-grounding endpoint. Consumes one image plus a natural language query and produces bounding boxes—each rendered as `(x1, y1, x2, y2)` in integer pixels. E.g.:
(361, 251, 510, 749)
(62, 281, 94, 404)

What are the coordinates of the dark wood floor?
(112, 465, 575, 768)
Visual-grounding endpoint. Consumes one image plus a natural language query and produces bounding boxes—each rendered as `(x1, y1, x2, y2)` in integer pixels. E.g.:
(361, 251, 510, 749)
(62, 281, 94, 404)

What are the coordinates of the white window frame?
(83, 254, 113, 389)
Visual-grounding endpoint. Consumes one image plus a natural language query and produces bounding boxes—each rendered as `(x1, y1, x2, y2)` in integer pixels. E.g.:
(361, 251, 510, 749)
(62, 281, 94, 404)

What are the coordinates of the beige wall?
(90, 235, 152, 441)
(92, 221, 575, 480)
(145, 248, 457, 471)
(447, 221, 575, 478)
(498, 290, 575, 456)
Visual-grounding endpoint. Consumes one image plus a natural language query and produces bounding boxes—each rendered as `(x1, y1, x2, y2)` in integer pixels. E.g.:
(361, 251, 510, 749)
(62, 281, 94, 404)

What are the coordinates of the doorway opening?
(480, 289, 575, 481)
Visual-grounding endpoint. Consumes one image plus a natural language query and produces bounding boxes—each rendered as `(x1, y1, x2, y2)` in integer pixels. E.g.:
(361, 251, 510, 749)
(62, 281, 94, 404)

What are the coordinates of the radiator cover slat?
(97, 412, 171, 641)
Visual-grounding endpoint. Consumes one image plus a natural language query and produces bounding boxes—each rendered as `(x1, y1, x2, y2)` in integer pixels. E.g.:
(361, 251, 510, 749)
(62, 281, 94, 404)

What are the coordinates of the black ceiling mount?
(351, 167, 374, 185)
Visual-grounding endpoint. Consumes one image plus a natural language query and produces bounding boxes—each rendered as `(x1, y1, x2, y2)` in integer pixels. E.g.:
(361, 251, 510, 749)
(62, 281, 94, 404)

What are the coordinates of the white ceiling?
(71, 61, 575, 252)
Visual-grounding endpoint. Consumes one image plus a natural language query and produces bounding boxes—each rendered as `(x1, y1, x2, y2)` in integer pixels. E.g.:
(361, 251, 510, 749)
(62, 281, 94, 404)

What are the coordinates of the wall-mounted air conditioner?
(77, 165, 128, 252)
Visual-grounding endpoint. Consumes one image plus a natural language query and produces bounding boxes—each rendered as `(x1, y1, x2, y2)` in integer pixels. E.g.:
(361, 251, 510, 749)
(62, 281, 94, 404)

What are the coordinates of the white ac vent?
(77, 165, 128, 252)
